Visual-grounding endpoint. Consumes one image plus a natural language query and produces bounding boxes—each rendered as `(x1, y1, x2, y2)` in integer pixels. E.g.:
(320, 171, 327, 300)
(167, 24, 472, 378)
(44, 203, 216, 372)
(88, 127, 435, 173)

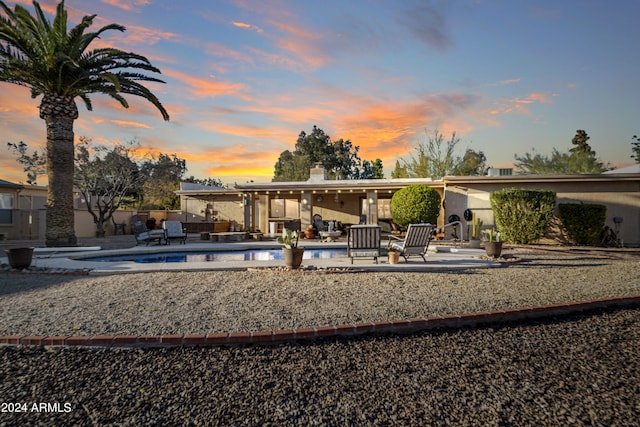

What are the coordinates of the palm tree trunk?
(40, 95, 78, 247)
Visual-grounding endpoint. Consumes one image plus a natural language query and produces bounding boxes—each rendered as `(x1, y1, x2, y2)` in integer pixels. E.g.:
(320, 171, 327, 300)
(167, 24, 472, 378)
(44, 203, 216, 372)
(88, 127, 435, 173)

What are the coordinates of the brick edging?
(2, 295, 639, 348)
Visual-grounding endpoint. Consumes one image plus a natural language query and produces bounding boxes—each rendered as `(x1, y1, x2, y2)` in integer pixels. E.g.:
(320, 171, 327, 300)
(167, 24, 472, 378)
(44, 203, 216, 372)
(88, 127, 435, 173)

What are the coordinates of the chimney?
(308, 163, 327, 182)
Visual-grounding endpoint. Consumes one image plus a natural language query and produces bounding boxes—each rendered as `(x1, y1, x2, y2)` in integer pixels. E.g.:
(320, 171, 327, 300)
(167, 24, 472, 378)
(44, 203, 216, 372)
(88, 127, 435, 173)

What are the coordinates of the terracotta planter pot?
(283, 247, 305, 269)
(484, 241, 503, 258)
(388, 251, 400, 264)
(5, 247, 34, 270)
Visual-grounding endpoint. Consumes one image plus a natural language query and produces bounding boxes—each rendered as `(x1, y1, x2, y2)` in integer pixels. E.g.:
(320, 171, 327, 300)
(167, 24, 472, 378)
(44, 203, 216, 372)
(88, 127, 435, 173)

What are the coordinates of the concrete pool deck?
(3, 238, 501, 274)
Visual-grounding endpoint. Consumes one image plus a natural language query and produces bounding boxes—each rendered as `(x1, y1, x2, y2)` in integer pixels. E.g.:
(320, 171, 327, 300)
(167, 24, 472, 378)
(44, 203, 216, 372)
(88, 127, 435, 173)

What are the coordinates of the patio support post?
(300, 193, 312, 230)
(366, 191, 378, 224)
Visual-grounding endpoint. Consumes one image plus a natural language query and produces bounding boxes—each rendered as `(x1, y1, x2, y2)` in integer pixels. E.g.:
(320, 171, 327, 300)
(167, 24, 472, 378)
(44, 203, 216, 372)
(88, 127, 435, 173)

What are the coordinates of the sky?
(1, 0, 639, 186)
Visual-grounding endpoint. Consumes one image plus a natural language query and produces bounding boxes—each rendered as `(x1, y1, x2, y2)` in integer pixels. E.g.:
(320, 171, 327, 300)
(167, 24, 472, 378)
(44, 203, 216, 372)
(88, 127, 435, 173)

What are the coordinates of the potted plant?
(5, 247, 35, 270)
(387, 246, 401, 264)
(277, 228, 304, 269)
(469, 214, 483, 248)
(482, 228, 503, 258)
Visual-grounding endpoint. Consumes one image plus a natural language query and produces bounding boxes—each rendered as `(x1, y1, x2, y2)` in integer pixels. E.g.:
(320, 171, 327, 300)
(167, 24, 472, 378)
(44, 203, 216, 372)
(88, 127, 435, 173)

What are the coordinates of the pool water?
(84, 249, 348, 263)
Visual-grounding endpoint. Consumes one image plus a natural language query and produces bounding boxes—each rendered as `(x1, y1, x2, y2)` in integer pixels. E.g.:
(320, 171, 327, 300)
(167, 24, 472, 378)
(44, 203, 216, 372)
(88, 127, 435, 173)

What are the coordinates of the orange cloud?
(491, 92, 552, 115)
(100, 0, 151, 12)
(203, 41, 255, 67)
(232, 21, 264, 33)
(163, 69, 250, 100)
(110, 119, 152, 129)
(267, 21, 334, 70)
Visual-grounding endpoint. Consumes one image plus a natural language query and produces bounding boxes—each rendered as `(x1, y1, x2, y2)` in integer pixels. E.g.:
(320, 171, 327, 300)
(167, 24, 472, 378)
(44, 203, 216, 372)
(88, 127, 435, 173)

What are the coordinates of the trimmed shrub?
(390, 184, 441, 227)
(558, 203, 606, 245)
(490, 188, 556, 244)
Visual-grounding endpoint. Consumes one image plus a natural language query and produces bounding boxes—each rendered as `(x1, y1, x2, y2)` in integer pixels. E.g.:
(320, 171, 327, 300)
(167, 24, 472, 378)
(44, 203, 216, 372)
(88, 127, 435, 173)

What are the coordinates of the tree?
(6, 141, 46, 185)
(0, 1, 169, 246)
(273, 150, 310, 181)
(357, 159, 384, 179)
(570, 129, 592, 154)
(74, 137, 141, 237)
(452, 149, 488, 176)
(391, 160, 409, 178)
(139, 153, 186, 209)
(273, 126, 381, 181)
(396, 130, 489, 177)
(183, 176, 225, 188)
(631, 135, 640, 164)
(514, 130, 610, 174)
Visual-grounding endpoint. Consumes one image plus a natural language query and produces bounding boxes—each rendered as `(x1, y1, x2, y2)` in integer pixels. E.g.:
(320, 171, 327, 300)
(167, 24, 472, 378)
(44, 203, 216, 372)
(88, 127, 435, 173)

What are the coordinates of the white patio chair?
(387, 223, 435, 262)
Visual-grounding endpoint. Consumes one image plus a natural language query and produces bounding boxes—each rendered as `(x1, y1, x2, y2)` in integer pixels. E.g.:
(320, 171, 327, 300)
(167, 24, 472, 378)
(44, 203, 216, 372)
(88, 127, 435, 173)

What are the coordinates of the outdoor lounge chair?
(347, 224, 381, 264)
(387, 223, 435, 262)
(131, 215, 165, 245)
(313, 214, 328, 237)
(163, 220, 187, 245)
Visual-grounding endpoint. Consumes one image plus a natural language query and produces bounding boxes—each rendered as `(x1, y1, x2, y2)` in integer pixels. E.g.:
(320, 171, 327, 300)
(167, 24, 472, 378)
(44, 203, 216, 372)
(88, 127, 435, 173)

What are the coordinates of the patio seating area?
(0, 230, 498, 275)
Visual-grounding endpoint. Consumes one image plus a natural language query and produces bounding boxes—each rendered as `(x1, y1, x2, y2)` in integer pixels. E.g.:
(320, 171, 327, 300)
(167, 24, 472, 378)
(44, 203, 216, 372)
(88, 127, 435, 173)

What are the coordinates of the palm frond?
(0, 0, 169, 120)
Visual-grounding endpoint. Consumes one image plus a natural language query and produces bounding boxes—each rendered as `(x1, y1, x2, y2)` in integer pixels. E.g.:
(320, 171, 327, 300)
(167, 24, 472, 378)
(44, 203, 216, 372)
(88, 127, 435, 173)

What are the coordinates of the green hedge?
(558, 203, 606, 245)
(390, 184, 441, 227)
(490, 188, 556, 244)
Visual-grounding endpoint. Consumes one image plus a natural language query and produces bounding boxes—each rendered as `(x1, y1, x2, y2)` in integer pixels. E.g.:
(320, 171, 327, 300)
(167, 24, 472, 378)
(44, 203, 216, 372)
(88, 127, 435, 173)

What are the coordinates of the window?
(270, 198, 299, 218)
(0, 193, 14, 224)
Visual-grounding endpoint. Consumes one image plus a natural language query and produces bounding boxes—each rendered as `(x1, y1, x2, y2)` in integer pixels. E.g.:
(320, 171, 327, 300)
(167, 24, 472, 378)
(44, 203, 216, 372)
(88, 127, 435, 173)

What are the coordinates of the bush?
(390, 184, 441, 227)
(558, 203, 606, 245)
(490, 188, 556, 244)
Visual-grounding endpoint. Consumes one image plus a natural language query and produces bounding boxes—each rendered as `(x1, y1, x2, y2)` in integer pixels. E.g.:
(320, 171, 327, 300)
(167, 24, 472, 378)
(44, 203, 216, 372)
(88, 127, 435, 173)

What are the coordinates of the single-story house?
(178, 165, 640, 246)
(3, 164, 639, 245)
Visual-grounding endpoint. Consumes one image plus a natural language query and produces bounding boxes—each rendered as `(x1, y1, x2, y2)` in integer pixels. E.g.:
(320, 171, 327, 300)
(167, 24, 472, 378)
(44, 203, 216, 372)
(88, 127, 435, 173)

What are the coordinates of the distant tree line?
(514, 130, 611, 174)
(631, 135, 640, 164)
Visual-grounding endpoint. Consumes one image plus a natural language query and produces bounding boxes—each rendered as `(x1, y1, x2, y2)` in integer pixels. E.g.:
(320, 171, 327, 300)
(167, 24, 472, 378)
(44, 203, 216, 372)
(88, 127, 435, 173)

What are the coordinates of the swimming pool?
(83, 248, 348, 263)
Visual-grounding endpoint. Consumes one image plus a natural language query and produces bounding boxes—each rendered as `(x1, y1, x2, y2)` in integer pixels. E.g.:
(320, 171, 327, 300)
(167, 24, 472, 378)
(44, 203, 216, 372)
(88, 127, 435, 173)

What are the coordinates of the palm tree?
(0, 1, 169, 246)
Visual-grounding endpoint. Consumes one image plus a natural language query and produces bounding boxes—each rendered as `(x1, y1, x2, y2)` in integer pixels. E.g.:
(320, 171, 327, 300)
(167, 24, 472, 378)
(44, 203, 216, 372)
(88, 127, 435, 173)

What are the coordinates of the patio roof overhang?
(175, 189, 245, 200)
(236, 177, 444, 194)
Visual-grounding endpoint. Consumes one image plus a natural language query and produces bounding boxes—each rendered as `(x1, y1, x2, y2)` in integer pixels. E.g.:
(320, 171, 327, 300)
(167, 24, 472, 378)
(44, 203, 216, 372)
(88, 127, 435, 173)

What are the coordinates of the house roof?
(175, 169, 640, 199)
(443, 172, 640, 185)
(0, 179, 23, 189)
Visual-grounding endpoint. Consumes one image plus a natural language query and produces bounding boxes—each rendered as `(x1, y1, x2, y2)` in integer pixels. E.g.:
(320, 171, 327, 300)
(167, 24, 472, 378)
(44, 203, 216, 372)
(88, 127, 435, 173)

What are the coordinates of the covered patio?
(236, 164, 443, 237)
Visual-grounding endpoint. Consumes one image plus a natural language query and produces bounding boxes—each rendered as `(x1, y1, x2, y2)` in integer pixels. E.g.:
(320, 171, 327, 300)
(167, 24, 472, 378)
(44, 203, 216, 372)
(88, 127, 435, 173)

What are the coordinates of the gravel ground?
(0, 250, 639, 336)
(0, 307, 638, 426)
(1, 247, 639, 425)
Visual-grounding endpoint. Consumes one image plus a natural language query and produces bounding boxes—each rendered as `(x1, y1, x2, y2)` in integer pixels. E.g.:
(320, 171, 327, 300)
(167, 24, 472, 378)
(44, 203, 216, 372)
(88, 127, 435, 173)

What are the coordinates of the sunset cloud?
(232, 21, 263, 33)
(490, 92, 552, 115)
(203, 41, 255, 68)
(100, 0, 151, 12)
(110, 119, 152, 129)
(163, 69, 250, 100)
